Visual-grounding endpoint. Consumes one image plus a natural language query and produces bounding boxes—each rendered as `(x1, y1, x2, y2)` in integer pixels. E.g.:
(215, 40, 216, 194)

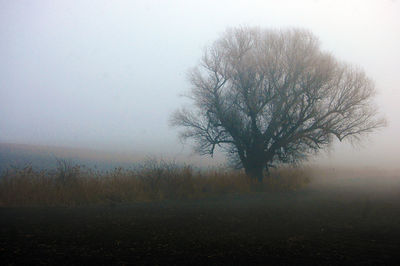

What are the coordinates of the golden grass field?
(0, 160, 310, 207)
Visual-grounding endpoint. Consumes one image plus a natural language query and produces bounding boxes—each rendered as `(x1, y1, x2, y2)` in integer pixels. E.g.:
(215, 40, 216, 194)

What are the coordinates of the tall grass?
(0, 160, 311, 207)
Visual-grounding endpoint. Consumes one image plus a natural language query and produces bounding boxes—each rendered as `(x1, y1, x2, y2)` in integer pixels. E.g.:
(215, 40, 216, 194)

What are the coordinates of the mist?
(2, 2, 400, 263)
(1, 0, 399, 169)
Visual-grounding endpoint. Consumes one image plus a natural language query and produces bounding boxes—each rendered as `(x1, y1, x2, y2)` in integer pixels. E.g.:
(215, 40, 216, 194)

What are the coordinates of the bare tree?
(171, 27, 385, 182)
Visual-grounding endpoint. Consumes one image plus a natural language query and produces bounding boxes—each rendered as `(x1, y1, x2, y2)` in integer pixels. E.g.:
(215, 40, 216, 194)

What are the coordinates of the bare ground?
(1, 174, 400, 265)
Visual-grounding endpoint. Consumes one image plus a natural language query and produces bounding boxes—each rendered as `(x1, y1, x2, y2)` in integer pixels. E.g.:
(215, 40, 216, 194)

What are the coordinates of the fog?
(1, 0, 399, 169)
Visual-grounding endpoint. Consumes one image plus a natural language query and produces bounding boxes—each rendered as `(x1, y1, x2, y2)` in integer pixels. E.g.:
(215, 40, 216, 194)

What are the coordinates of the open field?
(1, 166, 400, 265)
(0, 160, 311, 207)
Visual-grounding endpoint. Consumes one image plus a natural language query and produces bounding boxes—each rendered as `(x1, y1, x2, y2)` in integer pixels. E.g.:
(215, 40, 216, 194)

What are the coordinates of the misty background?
(1, 0, 399, 170)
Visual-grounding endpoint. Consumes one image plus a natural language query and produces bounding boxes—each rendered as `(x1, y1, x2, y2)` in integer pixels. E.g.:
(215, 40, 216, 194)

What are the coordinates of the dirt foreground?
(1, 174, 400, 265)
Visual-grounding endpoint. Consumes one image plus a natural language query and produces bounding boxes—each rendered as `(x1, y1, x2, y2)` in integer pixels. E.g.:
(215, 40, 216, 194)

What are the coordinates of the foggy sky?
(1, 0, 399, 169)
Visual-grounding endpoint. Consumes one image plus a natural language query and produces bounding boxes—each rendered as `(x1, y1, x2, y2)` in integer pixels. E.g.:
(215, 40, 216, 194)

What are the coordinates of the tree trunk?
(241, 144, 266, 183)
(245, 165, 264, 183)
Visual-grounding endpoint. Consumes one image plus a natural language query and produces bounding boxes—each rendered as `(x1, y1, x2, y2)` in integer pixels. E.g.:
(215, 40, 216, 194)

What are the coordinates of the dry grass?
(0, 160, 311, 207)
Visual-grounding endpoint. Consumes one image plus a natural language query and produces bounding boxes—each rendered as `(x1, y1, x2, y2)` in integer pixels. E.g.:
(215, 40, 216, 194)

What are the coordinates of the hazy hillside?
(0, 143, 227, 173)
(0, 143, 147, 172)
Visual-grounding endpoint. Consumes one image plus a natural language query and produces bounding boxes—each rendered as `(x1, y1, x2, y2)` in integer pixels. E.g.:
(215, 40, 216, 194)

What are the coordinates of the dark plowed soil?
(1, 188, 400, 265)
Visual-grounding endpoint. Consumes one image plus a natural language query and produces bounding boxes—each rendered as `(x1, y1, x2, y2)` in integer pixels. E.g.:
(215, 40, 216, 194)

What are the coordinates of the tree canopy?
(171, 27, 385, 181)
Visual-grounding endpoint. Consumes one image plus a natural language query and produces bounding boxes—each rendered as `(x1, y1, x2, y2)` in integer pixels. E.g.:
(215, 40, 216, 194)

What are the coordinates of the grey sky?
(1, 0, 399, 169)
